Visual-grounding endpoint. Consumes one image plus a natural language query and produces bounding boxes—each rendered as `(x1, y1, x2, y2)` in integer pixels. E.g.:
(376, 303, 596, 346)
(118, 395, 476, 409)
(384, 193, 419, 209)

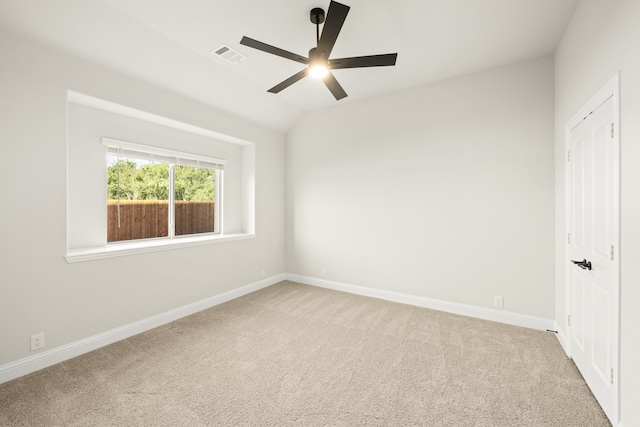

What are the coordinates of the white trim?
(65, 233, 255, 263)
(67, 92, 256, 259)
(564, 72, 620, 426)
(566, 74, 620, 130)
(554, 321, 570, 357)
(0, 274, 569, 386)
(67, 91, 253, 147)
(102, 137, 227, 168)
(0, 273, 286, 385)
(286, 274, 554, 331)
(564, 104, 573, 361)
(215, 169, 223, 234)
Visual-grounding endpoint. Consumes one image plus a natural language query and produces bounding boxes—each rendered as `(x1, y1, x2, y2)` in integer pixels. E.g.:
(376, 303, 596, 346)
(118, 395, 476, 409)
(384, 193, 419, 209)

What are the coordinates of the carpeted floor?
(0, 281, 610, 426)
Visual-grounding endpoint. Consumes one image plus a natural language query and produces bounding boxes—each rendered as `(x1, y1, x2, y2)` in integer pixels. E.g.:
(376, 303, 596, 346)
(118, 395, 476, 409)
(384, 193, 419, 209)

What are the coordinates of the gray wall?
(286, 56, 555, 319)
(0, 31, 286, 366)
(555, 1, 640, 424)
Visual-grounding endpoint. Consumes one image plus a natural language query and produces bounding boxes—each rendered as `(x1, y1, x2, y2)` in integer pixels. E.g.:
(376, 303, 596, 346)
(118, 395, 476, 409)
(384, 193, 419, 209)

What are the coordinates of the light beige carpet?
(0, 281, 610, 426)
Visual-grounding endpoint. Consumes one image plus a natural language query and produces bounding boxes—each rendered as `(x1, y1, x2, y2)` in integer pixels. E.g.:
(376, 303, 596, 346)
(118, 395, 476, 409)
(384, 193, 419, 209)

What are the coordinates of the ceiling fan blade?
(317, 1, 350, 57)
(330, 53, 398, 69)
(240, 36, 308, 64)
(268, 69, 310, 94)
(322, 72, 348, 100)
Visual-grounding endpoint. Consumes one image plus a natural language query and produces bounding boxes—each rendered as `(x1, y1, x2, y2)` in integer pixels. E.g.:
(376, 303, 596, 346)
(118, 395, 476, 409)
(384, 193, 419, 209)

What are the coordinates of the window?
(65, 96, 255, 263)
(103, 138, 224, 243)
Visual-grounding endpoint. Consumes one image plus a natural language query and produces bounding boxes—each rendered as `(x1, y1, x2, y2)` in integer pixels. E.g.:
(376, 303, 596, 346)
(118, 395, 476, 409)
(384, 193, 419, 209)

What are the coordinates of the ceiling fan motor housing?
(310, 7, 325, 24)
(308, 47, 327, 61)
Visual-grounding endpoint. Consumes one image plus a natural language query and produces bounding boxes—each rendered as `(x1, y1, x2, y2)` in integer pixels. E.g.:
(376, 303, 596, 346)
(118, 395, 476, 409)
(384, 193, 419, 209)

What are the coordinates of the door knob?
(571, 259, 592, 270)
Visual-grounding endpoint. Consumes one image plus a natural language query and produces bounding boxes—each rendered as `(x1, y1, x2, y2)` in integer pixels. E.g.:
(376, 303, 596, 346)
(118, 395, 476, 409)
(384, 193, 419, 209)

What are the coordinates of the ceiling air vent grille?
(213, 45, 246, 64)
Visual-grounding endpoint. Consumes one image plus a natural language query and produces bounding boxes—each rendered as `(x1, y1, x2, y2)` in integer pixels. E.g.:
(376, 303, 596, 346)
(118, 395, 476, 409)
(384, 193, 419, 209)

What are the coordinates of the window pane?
(174, 165, 215, 236)
(107, 154, 169, 242)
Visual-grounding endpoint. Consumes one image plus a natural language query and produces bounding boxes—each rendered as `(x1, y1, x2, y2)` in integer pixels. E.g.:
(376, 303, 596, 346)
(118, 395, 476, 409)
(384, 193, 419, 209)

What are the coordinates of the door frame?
(564, 72, 620, 425)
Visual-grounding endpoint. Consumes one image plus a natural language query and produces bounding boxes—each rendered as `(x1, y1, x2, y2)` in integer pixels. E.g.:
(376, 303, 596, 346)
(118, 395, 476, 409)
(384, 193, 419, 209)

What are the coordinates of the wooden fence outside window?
(107, 200, 214, 242)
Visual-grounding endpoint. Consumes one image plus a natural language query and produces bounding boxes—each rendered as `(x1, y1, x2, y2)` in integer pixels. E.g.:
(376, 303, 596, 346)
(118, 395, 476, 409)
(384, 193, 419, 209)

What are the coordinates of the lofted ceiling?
(0, 0, 579, 132)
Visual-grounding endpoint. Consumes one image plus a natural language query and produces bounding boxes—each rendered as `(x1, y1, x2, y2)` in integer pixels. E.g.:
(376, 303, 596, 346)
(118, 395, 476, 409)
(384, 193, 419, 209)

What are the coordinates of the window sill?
(65, 233, 255, 263)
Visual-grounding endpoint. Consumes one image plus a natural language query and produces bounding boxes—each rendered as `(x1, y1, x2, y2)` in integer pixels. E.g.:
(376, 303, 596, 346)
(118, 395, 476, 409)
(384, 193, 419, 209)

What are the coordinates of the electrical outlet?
(30, 333, 45, 351)
(494, 296, 504, 308)
(261, 269, 266, 278)
(321, 269, 326, 278)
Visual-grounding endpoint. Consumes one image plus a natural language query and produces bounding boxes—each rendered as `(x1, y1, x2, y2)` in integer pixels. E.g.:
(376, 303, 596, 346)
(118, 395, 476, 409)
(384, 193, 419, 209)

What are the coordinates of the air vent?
(212, 45, 246, 64)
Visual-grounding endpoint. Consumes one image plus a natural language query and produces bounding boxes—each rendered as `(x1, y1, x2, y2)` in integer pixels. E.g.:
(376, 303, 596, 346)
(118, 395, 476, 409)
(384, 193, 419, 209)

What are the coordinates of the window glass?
(174, 164, 216, 236)
(107, 154, 218, 243)
(107, 155, 170, 242)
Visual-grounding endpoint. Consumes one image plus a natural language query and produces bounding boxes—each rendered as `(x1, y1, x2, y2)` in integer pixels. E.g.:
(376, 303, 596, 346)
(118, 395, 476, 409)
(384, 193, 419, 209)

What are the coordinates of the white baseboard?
(0, 274, 286, 385)
(0, 272, 558, 385)
(286, 274, 554, 331)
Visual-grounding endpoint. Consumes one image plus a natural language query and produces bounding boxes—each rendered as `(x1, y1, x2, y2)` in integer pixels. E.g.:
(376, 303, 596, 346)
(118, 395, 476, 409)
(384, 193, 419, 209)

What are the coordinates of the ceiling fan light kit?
(308, 48, 329, 79)
(240, 0, 398, 100)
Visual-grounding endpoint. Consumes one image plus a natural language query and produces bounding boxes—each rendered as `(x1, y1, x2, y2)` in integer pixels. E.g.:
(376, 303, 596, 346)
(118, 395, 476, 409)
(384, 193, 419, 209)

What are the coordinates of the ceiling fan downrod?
(310, 7, 325, 45)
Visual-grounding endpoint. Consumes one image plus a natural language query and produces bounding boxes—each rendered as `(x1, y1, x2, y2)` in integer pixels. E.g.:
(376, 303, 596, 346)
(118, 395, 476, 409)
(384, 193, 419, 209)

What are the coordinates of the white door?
(567, 92, 618, 423)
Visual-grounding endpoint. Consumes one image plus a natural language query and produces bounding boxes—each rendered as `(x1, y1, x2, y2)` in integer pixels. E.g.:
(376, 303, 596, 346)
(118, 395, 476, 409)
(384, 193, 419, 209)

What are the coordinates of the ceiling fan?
(240, 0, 398, 101)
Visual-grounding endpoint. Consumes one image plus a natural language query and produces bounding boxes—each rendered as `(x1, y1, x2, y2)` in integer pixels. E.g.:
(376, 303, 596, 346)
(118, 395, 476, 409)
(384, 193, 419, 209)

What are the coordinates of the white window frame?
(65, 92, 257, 264)
(103, 137, 225, 243)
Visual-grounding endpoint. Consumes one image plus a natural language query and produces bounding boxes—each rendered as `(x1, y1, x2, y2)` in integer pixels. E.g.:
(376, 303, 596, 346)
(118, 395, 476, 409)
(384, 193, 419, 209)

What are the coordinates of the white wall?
(0, 31, 285, 366)
(555, 1, 640, 424)
(286, 56, 555, 319)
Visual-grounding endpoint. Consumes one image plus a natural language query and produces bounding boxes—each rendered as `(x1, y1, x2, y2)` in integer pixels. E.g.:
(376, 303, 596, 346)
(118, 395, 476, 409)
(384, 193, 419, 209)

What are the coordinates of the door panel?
(592, 280, 609, 382)
(572, 269, 586, 352)
(572, 129, 586, 248)
(568, 95, 616, 421)
(592, 110, 613, 260)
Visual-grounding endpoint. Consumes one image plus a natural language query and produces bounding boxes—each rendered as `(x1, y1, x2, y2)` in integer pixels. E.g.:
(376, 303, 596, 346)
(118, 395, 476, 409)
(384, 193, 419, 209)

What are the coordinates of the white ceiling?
(0, 0, 579, 132)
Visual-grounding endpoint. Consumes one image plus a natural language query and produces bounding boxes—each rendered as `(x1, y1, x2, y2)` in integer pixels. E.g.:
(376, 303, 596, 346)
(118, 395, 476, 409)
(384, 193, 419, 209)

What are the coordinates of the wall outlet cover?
(30, 333, 45, 351)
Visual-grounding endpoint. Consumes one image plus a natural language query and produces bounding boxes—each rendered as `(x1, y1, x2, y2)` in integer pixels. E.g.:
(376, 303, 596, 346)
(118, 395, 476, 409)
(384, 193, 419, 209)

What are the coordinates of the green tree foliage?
(107, 159, 139, 200)
(107, 158, 214, 201)
(175, 165, 215, 201)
